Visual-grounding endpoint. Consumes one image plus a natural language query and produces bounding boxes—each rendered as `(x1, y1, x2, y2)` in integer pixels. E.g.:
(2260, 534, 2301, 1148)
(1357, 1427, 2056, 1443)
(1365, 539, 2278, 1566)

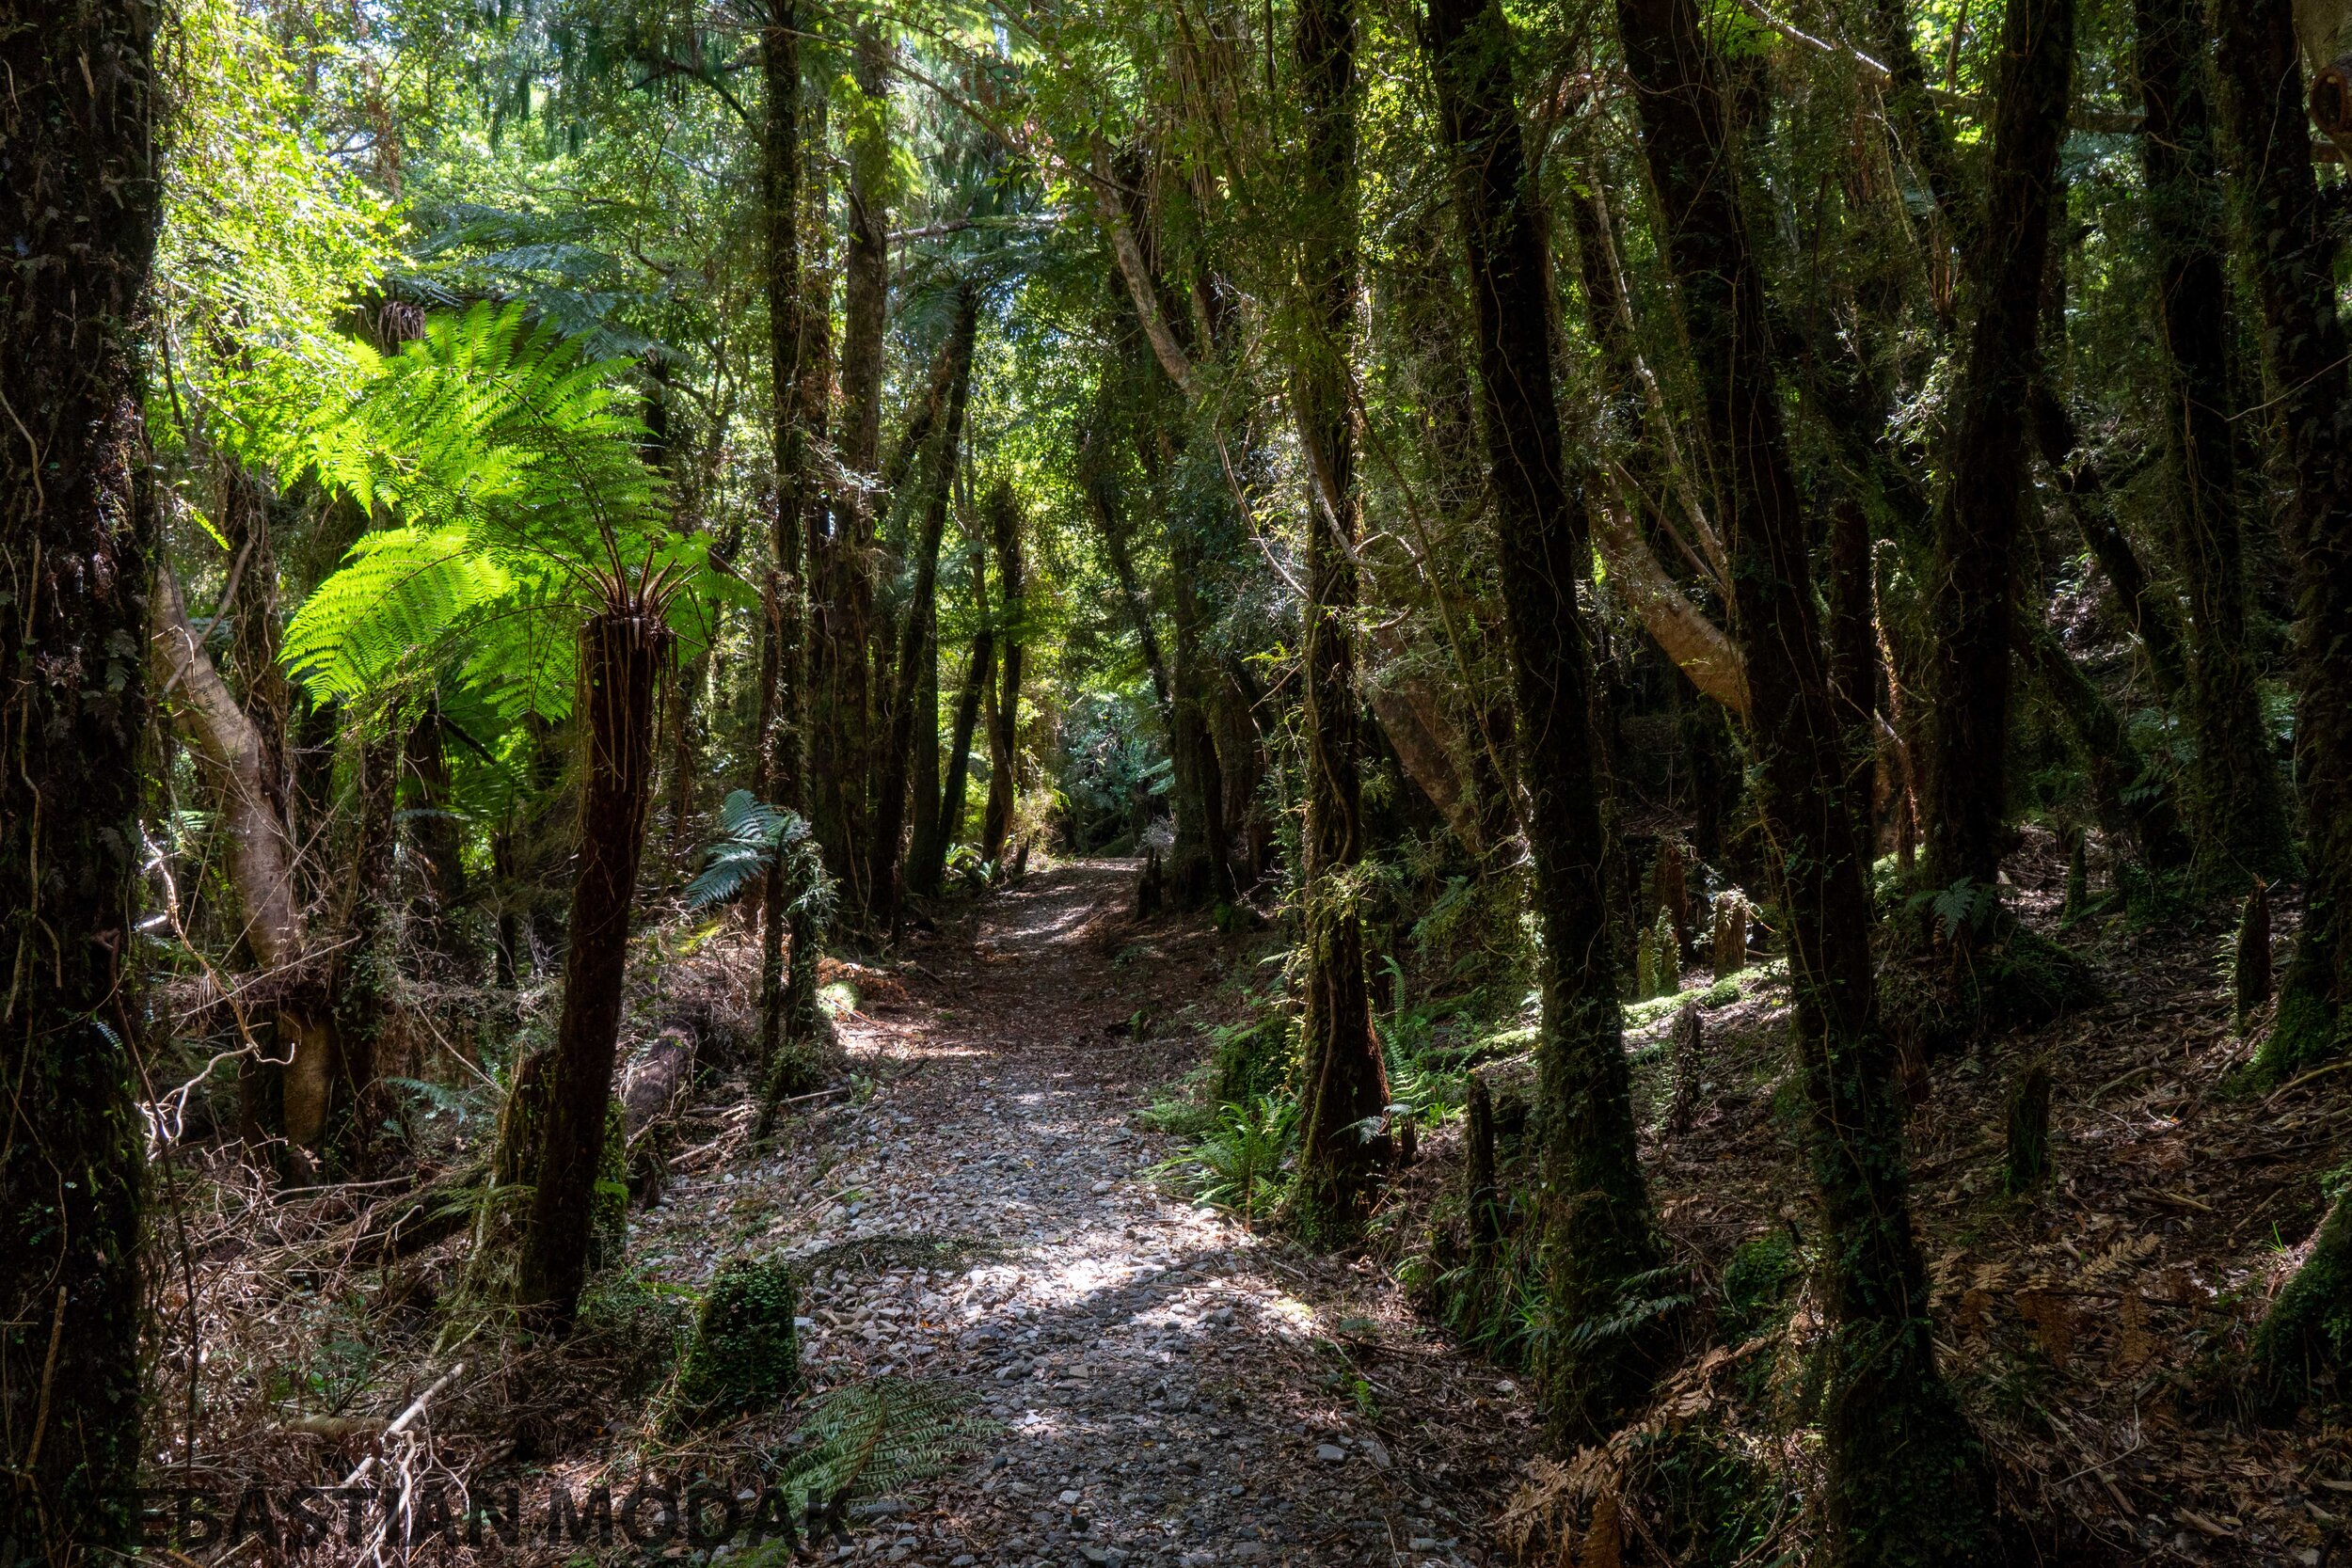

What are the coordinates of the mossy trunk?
(913, 627, 992, 897)
(869, 291, 978, 926)
(2211, 0, 2352, 1085)
(983, 479, 1026, 867)
(2135, 0, 2290, 879)
(325, 727, 401, 1177)
(518, 611, 668, 1324)
(758, 13, 826, 1075)
(813, 28, 891, 897)
(1288, 0, 1386, 1246)
(0, 0, 156, 1546)
(1428, 0, 1672, 1441)
(1613, 0, 2005, 1550)
(1924, 0, 2075, 906)
(2238, 877, 2274, 1025)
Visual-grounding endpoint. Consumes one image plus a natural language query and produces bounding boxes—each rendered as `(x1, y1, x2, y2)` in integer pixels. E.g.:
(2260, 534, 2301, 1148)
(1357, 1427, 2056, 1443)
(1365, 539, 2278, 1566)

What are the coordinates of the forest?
(9, 0, 2352, 1560)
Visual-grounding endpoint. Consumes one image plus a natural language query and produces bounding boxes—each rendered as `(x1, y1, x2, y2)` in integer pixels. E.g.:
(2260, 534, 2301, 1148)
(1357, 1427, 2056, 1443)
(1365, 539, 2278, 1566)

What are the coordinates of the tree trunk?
(326, 727, 400, 1177)
(910, 620, 942, 887)
(758, 13, 824, 1075)
(2026, 618, 2193, 869)
(1615, 0, 2005, 1551)
(2028, 381, 2190, 701)
(1164, 508, 1233, 906)
(2136, 0, 2290, 877)
(812, 29, 888, 897)
(2212, 0, 2352, 1083)
(0, 2, 155, 1544)
(914, 629, 993, 896)
(403, 699, 470, 963)
(984, 479, 1026, 866)
(1288, 0, 1387, 1246)
(869, 291, 980, 925)
(153, 565, 335, 1154)
(1426, 0, 1669, 1447)
(1925, 0, 2076, 905)
(517, 611, 668, 1323)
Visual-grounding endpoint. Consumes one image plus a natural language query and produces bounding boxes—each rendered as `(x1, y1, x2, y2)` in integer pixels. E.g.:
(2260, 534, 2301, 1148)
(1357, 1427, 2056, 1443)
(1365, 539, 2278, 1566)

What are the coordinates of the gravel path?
(632, 861, 1529, 1568)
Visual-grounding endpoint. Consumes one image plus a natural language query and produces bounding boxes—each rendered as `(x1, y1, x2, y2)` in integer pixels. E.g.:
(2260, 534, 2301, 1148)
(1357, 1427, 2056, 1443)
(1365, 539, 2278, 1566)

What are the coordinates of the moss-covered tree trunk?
(517, 611, 668, 1323)
(1288, 0, 1387, 1245)
(811, 29, 892, 906)
(1924, 0, 2076, 906)
(2136, 0, 2289, 878)
(2207, 0, 2352, 1380)
(2212, 0, 2352, 1085)
(869, 291, 979, 926)
(325, 727, 400, 1177)
(1615, 0, 2005, 1552)
(758, 14, 825, 1072)
(0, 2, 155, 1548)
(1425, 0, 1668, 1447)
(983, 479, 1026, 867)
(913, 600, 992, 898)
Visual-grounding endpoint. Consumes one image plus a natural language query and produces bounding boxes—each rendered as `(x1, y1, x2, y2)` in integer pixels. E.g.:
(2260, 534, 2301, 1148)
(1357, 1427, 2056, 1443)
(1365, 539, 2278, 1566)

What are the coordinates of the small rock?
(1232, 1546, 1267, 1562)
(1059, 1489, 1082, 1506)
(1314, 1444, 1347, 1464)
(1091, 1180, 1115, 1195)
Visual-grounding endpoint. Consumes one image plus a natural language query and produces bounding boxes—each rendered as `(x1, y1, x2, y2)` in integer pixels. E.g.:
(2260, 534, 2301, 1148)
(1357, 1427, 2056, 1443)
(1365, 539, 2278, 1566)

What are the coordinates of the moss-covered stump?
(1881, 918, 2101, 1058)
(1212, 1012, 1298, 1107)
(672, 1258, 802, 1423)
(2256, 1196, 2352, 1395)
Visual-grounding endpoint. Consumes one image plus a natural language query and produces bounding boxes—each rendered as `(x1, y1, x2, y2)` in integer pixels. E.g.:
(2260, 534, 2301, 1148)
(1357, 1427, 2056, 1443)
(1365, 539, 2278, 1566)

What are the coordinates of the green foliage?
(284, 302, 743, 724)
(764, 1377, 996, 1515)
(1162, 1095, 1297, 1222)
(574, 1271, 697, 1401)
(671, 1258, 801, 1423)
(1719, 1234, 1804, 1344)
(686, 790, 830, 915)
(1210, 1010, 1298, 1107)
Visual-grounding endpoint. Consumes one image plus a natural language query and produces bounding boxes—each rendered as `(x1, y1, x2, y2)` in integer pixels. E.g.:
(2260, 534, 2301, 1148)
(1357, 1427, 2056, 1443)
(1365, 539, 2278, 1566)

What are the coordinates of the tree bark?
(1288, 0, 1387, 1245)
(869, 291, 979, 925)
(2027, 382, 2189, 701)
(2136, 0, 2291, 877)
(914, 626, 993, 896)
(2211, 0, 2352, 1091)
(1615, 0, 2005, 1550)
(1925, 0, 2076, 904)
(0, 2, 155, 1544)
(2025, 617, 2191, 869)
(1425, 0, 1668, 1447)
(153, 565, 336, 1153)
(326, 727, 400, 1177)
(758, 14, 824, 1074)
(517, 611, 667, 1323)
(811, 27, 892, 896)
(984, 479, 1026, 866)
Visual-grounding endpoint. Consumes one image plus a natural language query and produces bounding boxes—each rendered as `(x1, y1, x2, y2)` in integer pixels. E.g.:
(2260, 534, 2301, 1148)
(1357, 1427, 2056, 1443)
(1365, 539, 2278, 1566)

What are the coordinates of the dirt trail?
(633, 859, 1527, 1567)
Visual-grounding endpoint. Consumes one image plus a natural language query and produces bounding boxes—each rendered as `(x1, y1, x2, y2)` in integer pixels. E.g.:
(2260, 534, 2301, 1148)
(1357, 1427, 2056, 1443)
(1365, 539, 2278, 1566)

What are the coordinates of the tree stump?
(1666, 1003, 1704, 1134)
(1466, 1072, 1500, 1260)
(2004, 1060, 2054, 1195)
(2237, 876, 2272, 1026)
(1711, 892, 1747, 975)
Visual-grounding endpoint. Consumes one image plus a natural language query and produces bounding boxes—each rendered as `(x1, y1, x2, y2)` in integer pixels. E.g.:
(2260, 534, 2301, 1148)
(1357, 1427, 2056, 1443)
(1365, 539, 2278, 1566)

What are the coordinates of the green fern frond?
(768, 1377, 994, 1513)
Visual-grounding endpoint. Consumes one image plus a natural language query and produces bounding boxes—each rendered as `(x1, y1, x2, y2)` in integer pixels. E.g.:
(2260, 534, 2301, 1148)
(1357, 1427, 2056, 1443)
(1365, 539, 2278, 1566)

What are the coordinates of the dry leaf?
(2014, 1290, 2075, 1362)
(2114, 1292, 2156, 1371)
(1581, 1491, 1622, 1568)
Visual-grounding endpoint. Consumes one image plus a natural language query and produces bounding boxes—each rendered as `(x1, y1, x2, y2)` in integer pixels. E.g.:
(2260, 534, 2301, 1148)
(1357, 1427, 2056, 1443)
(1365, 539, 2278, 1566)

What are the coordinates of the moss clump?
(1642, 1419, 1783, 1568)
(1966, 924, 2100, 1034)
(2256, 1196, 2352, 1394)
(1212, 1012, 1298, 1107)
(1720, 1233, 1802, 1345)
(673, 1258, 801, 1422)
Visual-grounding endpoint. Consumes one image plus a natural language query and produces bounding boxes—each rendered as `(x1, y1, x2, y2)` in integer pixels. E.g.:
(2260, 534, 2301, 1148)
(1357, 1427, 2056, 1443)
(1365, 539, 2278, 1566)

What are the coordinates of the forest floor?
(170, 847, 2352, 1568)
(620, 857, 1528, 1567)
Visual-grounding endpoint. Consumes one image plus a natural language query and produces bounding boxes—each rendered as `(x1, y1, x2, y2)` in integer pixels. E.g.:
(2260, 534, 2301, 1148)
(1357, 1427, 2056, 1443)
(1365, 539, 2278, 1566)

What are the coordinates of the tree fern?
(285, 301, 743, 726)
